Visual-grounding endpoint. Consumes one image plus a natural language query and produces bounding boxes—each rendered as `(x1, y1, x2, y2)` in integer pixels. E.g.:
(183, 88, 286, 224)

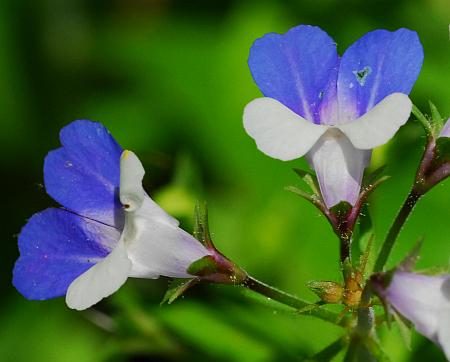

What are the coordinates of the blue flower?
(244, 25, 423, 207)
(13, 120, 211, 310)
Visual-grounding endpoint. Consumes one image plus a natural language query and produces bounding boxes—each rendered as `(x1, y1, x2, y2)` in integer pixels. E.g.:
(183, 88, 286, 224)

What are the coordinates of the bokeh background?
(1, 0, 450, 361)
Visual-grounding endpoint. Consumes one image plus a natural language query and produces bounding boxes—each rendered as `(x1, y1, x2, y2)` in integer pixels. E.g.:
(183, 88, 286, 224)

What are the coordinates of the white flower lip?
(243, 93, 412, 207)
(65, 150, 211, 310)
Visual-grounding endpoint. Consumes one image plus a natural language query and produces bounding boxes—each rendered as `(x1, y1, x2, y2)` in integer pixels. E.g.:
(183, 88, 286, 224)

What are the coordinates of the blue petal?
(337, 28, 423, 122)
(248, 25, 339, 123)
(44, 120, 124, 227)
(13, 208, 121, 300)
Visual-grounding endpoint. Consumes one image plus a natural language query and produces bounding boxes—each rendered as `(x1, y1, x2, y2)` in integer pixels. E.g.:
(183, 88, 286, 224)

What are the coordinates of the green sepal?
(412, 104, 433, 136)
(285, 186, 325, 210)
(293, 168, 320, 195)
(363, 165, 387, 187)
(193, 201, 214, 249)
(330, 201, 352, 219)
(435, 137, 450, 163)
(392, 311, 413, 349)
(161, 278, 199, 305)
(429, 101, 444, 130)
(187, 255, 218, 276)
(398, 237, 423, 272)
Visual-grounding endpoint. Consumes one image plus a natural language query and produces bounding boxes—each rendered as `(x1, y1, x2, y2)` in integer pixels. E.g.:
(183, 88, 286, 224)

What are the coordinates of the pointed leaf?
(293, 168, 320, 195)
(161, 278, 198, 305)
(412, 104, 433, 136)
(429, 101, 444, 130)
(193, 201, 214, 248)
(398, 237, 423, 272)
(363, 164, 387, 187)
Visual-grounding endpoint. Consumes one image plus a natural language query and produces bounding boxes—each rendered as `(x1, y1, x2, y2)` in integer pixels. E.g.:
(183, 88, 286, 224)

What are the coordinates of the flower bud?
(307, 280, 344, 304)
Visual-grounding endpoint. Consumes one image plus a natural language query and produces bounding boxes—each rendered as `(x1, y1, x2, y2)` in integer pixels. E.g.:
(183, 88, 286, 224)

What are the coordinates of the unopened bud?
(307, 280, 344, 304)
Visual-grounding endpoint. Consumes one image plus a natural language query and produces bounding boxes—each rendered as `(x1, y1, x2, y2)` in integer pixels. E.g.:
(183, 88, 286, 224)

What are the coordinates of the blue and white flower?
(244, 25, 423, 207)
(13, 120, 211, 310)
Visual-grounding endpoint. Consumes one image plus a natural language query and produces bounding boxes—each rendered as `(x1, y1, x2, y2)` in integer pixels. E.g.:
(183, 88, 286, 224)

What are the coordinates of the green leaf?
(293, 168, 320, 195)
(285, 185, 324, 209)
(161, 278, 198, 305)
(363, 165, 387, 187)
(398, 237, 423, 272)
(429, 101, 444, 130)
(412, 104, 433, 136)
(187, 255, 218, 276)
(193, 201, 214, 248)
(392, 311, 412, 349)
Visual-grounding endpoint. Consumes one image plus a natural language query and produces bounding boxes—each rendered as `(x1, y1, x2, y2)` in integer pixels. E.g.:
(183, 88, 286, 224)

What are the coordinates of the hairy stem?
(242, 276, 347, 327)
(373, 189, 422, 272)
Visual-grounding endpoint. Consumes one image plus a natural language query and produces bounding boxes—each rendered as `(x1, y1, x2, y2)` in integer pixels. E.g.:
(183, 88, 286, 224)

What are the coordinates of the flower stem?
(373, 189, 422, 272)
(242, 275, 347, 327)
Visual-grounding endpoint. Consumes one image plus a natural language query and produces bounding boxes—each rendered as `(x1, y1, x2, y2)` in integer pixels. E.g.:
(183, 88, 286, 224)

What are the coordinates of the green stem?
(373, 189, 422, 272)
(242, 276, 347, 327)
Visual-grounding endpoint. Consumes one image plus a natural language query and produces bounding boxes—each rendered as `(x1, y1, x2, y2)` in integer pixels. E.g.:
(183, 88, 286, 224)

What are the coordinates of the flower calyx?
(187, 202, 247, 285)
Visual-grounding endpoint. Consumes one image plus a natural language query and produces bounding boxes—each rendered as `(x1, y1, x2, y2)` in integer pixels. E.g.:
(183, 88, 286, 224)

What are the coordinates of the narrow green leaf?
(429, 101, 444, 130)
(161, 278, 198, 305)
(293, 168, 320, 195)
(412, 104, 433, 136)
(193, 201, 214, 248)
(363, 165, 387, 187)
(398, 237, 423, 272)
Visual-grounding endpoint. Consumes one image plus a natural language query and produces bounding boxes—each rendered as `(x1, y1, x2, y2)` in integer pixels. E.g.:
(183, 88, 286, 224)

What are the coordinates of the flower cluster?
(12, 24, 450, 360)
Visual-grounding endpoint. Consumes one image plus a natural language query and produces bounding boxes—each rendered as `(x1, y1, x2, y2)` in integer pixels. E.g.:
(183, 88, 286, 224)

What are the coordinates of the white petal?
(65, 241, 131, 310)
(243, 97, 328, 161)
(337, 93, 412, 150)
(120, 150, 146, 211)
(307, 129, 369, 208)
(120, 150, 178, 226)
(125, 199, 211, 279)
(119, 150, 211, 279)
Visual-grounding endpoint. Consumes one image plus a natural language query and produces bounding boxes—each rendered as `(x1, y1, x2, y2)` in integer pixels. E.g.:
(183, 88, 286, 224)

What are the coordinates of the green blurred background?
(1, 0, 449, 361)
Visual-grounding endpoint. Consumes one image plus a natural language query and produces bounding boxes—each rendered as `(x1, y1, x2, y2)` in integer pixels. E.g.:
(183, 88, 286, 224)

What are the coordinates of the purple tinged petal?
(383, 271, 450, 353)
(440, 118, 450, 138)
(248, 25, 339, 123)
(13, 208, 120, 300)
(337, 28, 423, 122)
(44, 120, 124, 228)
(307, 130, 370, 207)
